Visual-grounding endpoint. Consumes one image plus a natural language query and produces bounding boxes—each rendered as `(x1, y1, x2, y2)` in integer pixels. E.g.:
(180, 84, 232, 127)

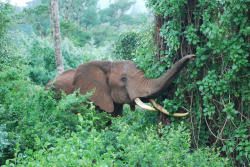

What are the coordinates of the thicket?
(0, 65, 228, 166)
(117, 0, 248, 166)
(0, 1, 230, 166)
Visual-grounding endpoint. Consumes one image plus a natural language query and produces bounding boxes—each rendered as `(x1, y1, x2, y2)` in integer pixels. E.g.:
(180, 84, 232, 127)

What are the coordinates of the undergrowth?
(0, 64, 228, 166)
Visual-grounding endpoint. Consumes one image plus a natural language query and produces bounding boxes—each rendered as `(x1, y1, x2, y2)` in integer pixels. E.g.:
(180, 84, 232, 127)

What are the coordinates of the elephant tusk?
(149, 99, 189, 117)
(134, 98, 156, 111)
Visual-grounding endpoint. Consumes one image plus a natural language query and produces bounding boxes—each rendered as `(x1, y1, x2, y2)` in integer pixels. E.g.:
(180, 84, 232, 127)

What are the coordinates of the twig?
(205, 117, 230, 141)
(188, 92, 199, 149)
(212, 117, 228, 147)
(200, 90, 249, 122)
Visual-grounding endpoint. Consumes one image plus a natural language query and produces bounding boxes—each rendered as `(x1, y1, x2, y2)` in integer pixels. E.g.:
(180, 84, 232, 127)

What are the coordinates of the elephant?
(45, 54, 196, 117)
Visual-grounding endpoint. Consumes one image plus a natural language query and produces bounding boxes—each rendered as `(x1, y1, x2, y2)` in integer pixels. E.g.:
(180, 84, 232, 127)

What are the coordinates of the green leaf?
(158, 66, 165, 72)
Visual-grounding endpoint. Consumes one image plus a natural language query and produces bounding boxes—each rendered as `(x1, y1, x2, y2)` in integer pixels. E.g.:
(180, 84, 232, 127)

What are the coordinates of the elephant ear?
(72, 61, 114, 112)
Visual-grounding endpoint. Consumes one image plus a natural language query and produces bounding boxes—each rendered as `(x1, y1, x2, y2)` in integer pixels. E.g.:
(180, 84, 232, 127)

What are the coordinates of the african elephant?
(45, 54, 196, 117)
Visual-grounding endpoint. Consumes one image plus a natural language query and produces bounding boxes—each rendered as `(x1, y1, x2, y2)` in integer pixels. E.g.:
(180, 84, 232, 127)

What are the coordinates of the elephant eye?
(121, 77, 127, 83)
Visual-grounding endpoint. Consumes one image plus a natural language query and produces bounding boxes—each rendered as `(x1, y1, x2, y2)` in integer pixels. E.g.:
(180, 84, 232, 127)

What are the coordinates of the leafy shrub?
(113, 30, 143, 60)
(0, 124, 9, 160)
(2, 113, 228, 166)
(132, 27, 164, 79)
(0, 64, 108, 165)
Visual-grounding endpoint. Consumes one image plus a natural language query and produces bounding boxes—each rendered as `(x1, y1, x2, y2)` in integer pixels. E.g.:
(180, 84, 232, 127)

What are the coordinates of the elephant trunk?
(130, 55, 195, 117)
(142, 55, 195, 98)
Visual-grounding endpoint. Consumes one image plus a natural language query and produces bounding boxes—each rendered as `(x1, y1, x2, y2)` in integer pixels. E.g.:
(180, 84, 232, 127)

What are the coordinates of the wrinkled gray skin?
(45, 54, 196, 116)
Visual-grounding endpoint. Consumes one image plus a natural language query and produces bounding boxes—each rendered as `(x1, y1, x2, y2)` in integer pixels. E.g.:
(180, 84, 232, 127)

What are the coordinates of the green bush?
(0, 64, 103, 165)
(2, 113, 228, 166)
(0, 63, 228, 166)
(0, 124, 9, 160)
(113, 30, 143, 60)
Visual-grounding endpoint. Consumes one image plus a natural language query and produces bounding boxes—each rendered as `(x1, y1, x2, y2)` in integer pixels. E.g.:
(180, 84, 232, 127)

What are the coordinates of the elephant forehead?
(110, 60, 137, 74)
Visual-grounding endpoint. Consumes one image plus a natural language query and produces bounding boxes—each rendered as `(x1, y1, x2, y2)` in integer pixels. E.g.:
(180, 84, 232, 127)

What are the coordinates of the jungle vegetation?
(0, 0, 249, 166)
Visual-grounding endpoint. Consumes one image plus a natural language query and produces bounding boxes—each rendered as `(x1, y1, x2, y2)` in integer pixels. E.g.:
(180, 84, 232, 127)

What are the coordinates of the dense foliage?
(1, 0, 248, 166)
(0, 64, 228, 166)
(113, 0, 249, 166)
(140, 0, 249, 166)
(113, 30, 143, 60)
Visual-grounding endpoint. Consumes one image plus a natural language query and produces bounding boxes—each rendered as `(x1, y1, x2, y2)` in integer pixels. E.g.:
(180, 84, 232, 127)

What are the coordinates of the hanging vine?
(146, 0, 249, 166)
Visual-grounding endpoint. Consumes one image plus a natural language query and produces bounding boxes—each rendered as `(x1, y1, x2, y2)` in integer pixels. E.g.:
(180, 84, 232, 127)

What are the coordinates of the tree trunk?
(50, 0, 53, 38)
(51, 0, 64, 75)
(65, 0, 74, 21)
(154, 14, 172, 130)
(154, 14, 167, 62)
(153, 0, 198, 134)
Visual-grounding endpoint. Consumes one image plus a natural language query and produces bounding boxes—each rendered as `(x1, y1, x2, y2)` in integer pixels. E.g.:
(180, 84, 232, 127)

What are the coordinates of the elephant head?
(45, 54, 196, 117)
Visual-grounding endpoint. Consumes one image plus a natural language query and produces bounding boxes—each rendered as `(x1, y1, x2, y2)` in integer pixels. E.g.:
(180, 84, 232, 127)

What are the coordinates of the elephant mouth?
(134, 98, 189, 117)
